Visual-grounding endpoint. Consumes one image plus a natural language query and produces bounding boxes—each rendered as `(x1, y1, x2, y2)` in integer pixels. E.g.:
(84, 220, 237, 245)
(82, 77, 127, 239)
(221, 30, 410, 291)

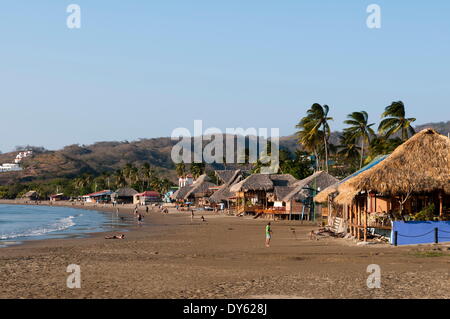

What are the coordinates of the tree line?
(296, 101, 416, 175)
(0, 163, 175, 200)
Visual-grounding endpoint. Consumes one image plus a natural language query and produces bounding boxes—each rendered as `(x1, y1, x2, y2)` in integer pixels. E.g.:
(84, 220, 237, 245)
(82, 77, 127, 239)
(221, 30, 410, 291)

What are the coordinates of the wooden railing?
(242, 206, 287, 214)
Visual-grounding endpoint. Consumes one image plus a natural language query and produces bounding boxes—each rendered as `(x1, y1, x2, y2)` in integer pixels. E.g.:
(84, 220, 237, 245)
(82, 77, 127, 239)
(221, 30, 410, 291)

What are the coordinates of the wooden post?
(352, 204, 356, 237)
(357, 202, 361, 240)
(364, 210, 368, 242)
(350, 205, 354, 236)
(439, 191, 444, 218)
(289, 200, 293, 221)
(364, 197, 368, 242)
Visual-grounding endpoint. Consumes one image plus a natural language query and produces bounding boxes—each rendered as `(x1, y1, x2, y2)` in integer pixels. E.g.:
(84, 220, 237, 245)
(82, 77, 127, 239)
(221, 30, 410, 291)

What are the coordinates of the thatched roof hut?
(230, 174, 274, 192)
(334, 129, 450, 205)
(270, 174, 298, 187)
(283, 171, 339, 202)
(174, 174, 217, 201)
(114, 187, 138, 197)
(274, 186, 296, 201)
(229, 174, 298, 193)
(23, 190, 38, 200)
(215, 170, 241, 184)
(314, 182, 339, 203)
(314, 156, 388, 204)
(209, 170, 246, 203)
(172, 185, 192, 200)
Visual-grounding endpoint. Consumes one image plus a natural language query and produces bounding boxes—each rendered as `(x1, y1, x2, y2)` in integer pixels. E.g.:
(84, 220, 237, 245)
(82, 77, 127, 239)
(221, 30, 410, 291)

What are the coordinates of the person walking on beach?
(146, 206, 149, 214)
(137, 214, 143, 225)
(265, 222, 273, 248)
(191, 209, 194, 221)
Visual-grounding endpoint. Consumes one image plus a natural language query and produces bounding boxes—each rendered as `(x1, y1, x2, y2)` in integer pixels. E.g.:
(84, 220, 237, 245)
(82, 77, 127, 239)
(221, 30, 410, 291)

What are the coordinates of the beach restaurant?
(315, 129, 450, 244)
(228, 172, 338, 220)
(111, 187, 138, 204)
(229, 173, 298, 219)
(133, 191, 161, 205)
(82, 190, 113, 203)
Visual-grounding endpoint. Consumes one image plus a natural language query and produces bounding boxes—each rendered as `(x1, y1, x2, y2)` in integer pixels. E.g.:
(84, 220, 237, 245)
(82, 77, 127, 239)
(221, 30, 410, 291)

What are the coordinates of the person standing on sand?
(146, 206, 149, 214)
(191, 210, 194, 221)
(265, 222, 273, 248)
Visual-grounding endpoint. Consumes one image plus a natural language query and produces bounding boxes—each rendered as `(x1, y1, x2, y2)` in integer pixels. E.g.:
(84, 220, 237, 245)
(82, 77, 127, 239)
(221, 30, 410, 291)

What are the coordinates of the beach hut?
(229, 174, 299, 218)
(214, 170, 248, 185)
(173, 174, 217, 206)
(281, 171, 339, 221)
(315, 129, 450, 242)
(209, 170, 248, 209)
(49, 193, 66, 202)
(22, 190, 39, 201)
(112, 187, 138, 204)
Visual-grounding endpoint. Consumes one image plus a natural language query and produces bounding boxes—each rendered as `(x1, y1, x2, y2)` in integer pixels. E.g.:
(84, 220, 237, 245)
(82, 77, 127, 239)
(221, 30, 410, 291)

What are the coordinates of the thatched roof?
(274, 186, 296, 201)
(174, 174, 217, 200)
(173, 185, 193, 200)
(23, 191, 38, 198)
(215, 170, 240, 184)
(114, 187, 138, 197)
(209, 170, 245, 203)
(229, 174, 298, 193)
(334, 129, 450, 205)
(314, 182, 339, 203)
(184, 181, 216, 198)
(270, 174, 298, 187)
(314, 155, 389, 204)
(283, 171, 339, 202)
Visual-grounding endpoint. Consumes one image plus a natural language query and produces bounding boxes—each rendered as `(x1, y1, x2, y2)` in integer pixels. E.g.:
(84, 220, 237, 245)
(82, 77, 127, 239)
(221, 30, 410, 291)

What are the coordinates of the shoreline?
(0, 199, 179, 249)
(1, 200, 450, 298)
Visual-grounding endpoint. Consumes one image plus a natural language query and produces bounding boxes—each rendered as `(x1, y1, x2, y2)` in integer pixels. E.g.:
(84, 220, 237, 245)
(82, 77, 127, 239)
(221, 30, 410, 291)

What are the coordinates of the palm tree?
(296, 122, 323, 170)
(190, 162, 205, 179)
(379, 101, 416, 141)
(175, 161, 186, 177)
(159, 178, 172, 194)
(296, 104, 333, 171)
(337, 132, 361, 165)
(114, 169, 127, 188)
(343, 111, 375, 169)
(365, 136, 403, 164)
(140, 163, 157, 191)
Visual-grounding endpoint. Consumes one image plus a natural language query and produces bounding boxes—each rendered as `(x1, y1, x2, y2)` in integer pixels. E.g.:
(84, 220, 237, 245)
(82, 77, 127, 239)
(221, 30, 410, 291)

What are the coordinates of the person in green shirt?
(265, 222, 273, 247)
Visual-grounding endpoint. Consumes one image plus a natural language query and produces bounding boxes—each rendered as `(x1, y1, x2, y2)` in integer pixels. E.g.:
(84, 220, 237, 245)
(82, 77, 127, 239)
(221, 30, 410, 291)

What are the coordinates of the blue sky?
(0, 1, 449, 152)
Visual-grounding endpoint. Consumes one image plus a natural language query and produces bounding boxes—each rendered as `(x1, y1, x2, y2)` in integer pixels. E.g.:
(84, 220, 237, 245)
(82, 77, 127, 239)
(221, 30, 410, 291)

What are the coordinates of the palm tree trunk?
(360, 139, 365, 169)
(314, 150, 320, 171)
(323, 133, 329, 172)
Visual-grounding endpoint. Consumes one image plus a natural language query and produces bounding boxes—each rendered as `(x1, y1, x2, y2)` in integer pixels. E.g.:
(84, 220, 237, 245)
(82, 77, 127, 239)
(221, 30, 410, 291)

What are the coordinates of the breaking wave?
(0, 216, 76, 240)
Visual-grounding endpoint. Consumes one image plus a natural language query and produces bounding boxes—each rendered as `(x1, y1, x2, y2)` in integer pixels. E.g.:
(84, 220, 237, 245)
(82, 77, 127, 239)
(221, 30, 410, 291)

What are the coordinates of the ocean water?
(0, 204, 128, 246)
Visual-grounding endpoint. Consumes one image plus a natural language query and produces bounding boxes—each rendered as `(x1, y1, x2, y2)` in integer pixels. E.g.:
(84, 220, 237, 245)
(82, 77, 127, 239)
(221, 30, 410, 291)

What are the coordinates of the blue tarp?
(392, 221, 450, 245)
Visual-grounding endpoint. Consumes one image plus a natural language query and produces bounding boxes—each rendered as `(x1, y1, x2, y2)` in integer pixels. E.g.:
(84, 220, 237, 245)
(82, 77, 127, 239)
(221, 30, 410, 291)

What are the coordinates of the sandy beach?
(0, 200, 449, 299)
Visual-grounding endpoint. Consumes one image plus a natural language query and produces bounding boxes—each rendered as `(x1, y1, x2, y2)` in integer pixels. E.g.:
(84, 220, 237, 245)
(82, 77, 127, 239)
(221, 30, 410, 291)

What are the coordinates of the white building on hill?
(14, 150, 33, 164)
(0, 150, 32, 173)
(0, 163, 22, 172)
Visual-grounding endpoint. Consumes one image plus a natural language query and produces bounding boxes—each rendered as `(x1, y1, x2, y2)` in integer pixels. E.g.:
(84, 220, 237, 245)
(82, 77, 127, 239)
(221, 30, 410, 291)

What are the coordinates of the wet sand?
(0, 200, 449, 299)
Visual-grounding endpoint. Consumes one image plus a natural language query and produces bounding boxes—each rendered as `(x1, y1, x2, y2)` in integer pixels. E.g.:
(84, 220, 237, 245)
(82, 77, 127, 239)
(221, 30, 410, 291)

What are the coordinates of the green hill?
(0, 121, 448, 186)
